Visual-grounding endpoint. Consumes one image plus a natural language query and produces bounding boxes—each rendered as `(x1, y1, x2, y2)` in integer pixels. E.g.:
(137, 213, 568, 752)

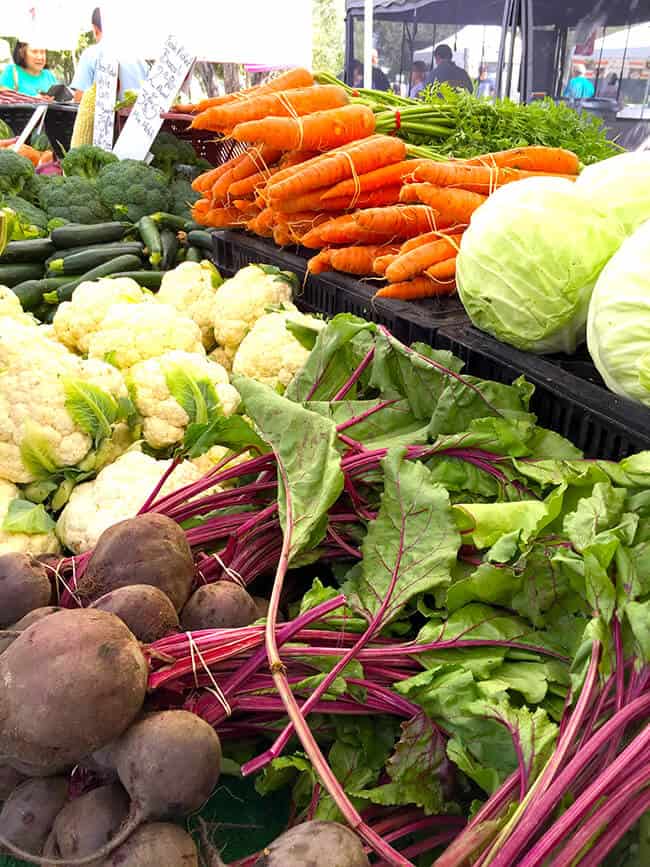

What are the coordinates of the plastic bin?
(212, 230, 469, 345)
(0, 101, 77, 157)
(435, 324, 650, 460)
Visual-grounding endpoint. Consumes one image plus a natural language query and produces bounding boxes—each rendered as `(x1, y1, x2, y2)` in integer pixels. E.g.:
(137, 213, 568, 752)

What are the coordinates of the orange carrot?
(275, 211, 340, 243)
(374, 275, 456, 300)
(399, 227, 466, 254)
(192, 161, 239, 193)
(399, 185, 486, 225)
(354, 205, 442, 238)
(279, 150, 319, 169)
(273, 224, 293, 247)
(266, 135, 387, 192)
(308, 250, 333, 274)
(227, 165, 281, 199)
(185, 68, 315, 113)
(274, 185, 403, 214)
(268, 135, 406, 205)
(191, 199, 211, 222)
(466, 146, 580, 175)
(232, 198, 259, 214)
(385, 234, 463, 284)
(411, 161, 577, 193)
(230, 145, 283, 182)
(328, 244, 401, 276)
(426, 256, 457, 282)
(201, 207, 243, 228)
(232, 104, 376, 152)
(191, 85, 348, 132)
(247, 208, 276, 237)
(321, 159, 429, 200)
(374, 253, 398, 276)
(302, 214, 393, 249)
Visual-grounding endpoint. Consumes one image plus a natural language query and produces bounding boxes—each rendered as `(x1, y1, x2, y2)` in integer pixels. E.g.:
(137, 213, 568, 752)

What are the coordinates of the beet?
(0, 609, 147, 777)
(0, 777, 68, 856)
(254, 821, 370, 867)
(101, 822, 199, 866)
(0, 607, 62, 656)
(180, 582, 258, 631)
(90, 585, 180, 643)
(77, 515, 195, 611)
(0, 553, 52, 627)
(251, 596, 285, 623)
(0, 765, 26, 802)
(43, 783, 129, 862)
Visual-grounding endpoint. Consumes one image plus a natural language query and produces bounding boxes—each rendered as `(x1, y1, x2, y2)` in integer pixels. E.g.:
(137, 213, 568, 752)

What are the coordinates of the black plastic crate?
(435, 324, 650, 461)
(212, 230, 469, 345)
(0, 102, 77, 157)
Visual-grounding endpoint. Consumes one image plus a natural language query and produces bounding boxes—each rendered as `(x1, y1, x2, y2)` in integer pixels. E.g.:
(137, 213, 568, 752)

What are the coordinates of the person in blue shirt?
(70, 7, 148, 101)
(0, 43, 57, 97)
(564, 64, 595, 100)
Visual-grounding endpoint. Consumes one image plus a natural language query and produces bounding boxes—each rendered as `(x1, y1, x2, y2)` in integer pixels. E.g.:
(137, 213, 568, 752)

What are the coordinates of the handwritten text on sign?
(93, 54, 119, 151)
(113, 35, 194, 160)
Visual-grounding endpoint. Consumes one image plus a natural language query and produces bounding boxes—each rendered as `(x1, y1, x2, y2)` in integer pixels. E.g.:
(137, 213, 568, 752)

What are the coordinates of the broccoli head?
(38, 176, 112, 224)
(169, 177, 200, 220)
(0, 150, 35, 197)
(1, 195, 49, 232)
(96, 159, 171, 222)
(150, 131, 197, 178)
(61, 145, 118, 181)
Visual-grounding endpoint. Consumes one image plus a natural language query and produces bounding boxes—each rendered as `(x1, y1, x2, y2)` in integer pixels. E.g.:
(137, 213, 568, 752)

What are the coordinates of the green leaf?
(256, 263, 299, 292)
(285, 317, 322, 351)
(624, 601, 650, 664)
(183, 414, 268, 459)
(429, 375, 535, 438)
(234, 376, 343, 560)
(563, 482, 631, 552)
(62, 378, 119, 445)
(163, 363, 218, 426)
(19, 421, 60, 479)
(345, 448, 459, 625)
(2, 499, 55, 534)
(308, 398, 427, 451)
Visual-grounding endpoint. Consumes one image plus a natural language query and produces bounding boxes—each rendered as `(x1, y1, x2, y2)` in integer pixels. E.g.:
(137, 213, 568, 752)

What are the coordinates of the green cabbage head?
(576, 152, 650, 236)
(588, 218, 650, 404)
(456, 177, 624, 354)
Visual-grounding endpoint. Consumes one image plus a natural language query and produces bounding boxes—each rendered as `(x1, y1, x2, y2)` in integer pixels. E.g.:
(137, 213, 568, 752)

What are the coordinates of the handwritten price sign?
(94, 53, 119, 151)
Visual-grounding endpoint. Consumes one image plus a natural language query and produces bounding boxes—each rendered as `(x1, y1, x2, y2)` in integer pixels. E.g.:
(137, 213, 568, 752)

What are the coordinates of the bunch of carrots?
(186, 68, 581, 301)
(0, 137, 53, 167)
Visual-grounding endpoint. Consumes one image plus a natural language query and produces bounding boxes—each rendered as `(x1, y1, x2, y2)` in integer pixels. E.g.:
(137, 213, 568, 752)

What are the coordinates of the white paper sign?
(93, 53, 118, 151)
(11, 105, 48, 152)
(113, 34, 195, 161)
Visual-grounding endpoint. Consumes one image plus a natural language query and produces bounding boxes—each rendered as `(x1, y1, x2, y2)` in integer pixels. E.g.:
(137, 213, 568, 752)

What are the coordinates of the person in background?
(371, 49, 391, 92)
(345, 57, 390, 92)
(599, 72, 619, 100)
(477, 65, 495, 98)
(0, 42, 57, 97)
(409, 61, 428, 98)
(70, 7, 148, 101)
(564, 63, 595, 100)
(430, 44, 472, 93)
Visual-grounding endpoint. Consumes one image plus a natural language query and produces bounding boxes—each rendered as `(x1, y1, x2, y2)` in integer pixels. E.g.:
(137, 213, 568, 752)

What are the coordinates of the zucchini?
(0, 238, 55, 264)
(12, 277, 70, 311)
(0, 263, 44, 287)
(160, 229, 179, 271)
(53, 254, 144, 303)
(109, 271, 164, 290)
(185, 246, 202, 263)
(137, 216, 162, 268)
(150, 212, 187, 232)
(46, 243, 144, 275)
(50, 222, 129, 249)
(187, 229, 215, 250)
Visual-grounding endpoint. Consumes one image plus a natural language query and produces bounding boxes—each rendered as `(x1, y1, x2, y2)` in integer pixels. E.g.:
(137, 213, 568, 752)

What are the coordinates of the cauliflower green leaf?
(2, 499, 56, 535)
(62, 379, 126, 446)
(19, 421, 60, 480)
(163, 363, 220, 426)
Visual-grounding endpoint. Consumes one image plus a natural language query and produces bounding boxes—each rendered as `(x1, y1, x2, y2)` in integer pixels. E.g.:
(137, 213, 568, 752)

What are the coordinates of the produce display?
(0, 60, 648, 867)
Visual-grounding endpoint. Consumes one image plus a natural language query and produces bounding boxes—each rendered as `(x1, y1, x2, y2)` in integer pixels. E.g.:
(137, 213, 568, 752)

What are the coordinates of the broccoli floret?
(0, 150, 35, 197)
(38, 176, 112, 224)
(96, 159, 171, 222)
(150, 131, 197, 178)
(61, 145, 118, 181)
(21, 173, 48, 207)
(1, 195, 49, 231)
(169, 177, 200, 220)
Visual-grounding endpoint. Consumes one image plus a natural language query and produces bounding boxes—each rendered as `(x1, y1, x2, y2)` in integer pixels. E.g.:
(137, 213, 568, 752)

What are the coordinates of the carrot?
(399, 185, 486, 225)
(230, 145, 283, 182)
(191, 85, 348, 132)
(301, 214, 392, 249)
(426, 256, 457, 282)
(374, 275, 456, 300)
(411, 161, 578, 194)
(202, 207, 243, 228)
(227, 165, 281, 199)
(466, 146, 580, 175)
(192, 162, 236, 193)
(328, 244, 401, 276)
(191, 199, 211, 222)
(273, 224, 293, 247)
(185, 68, 315, 113)
(247, 208, 275, 237)
(354, 205, 442, 239)
(279, 150, 319, 169)
(307, 250, 332, 274)
(232, 199, 260, 215)
(275, 185, 403, 214)
(266, 135, 386, 192)
(268, 135, 406, 205)
(275, 211, 340, 243)
(321, 159, 430, 201)
(398, 228, 465, 254)
(385, 234, 463, 284)
(232, 103, 377, 152)
(374, 253, 398, 276)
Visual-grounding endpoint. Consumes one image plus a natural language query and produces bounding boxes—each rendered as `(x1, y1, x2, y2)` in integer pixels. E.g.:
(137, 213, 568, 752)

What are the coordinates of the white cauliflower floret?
(0, 479, 60, 556)
(213, 264, 296, 363)
(53, 278, 147, 355)
(128, 351, 241, 450)
(156, 261, 221, 349)
(0, 285, 36, 325)
(87, 302, 204, 370)
(0, 319, 129, 484)
(56, 450, 202, 553)
(232, 310, 324, 390)
(191, 445, 250, 477)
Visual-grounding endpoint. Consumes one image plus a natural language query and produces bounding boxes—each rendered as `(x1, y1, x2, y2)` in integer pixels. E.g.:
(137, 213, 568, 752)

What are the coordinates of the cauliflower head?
(0, 479, 61, 556)
(0, 319, 130, 483)
(212, 264, 297, 363)
(87, 302, 204, 370)
(156, 261, 222, 349)
(191, 445, 250, 478)
(56, 449, 202, 553)
(53, 278, 148, 355)
(128, 350, 241, 450)
(232, 310, 324, 390)
(0, 285, 36, 325)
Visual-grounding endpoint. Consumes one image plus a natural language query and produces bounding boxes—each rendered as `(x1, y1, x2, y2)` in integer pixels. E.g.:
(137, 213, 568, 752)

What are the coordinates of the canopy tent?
(0, 1, 97, 49)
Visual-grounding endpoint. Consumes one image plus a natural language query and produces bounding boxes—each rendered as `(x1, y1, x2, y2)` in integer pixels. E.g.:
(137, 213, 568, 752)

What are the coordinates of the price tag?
(93, 53, 119, 151)
(113, 34, 195, 160)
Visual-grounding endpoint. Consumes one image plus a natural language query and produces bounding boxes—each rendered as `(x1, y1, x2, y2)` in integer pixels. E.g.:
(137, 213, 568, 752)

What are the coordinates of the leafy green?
(62, 379, 125, 446)
(163, 363, 219, 426)
(19, 421, 60, 479)
(2, 499, 55, 534)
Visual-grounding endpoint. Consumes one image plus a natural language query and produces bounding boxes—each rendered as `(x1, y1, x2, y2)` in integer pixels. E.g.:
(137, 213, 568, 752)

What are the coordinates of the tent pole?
(363, 0, 373, 89)
(345, 12, 355, 84)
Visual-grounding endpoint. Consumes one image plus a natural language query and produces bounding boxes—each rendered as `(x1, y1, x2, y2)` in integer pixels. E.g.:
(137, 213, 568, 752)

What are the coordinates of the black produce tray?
(0, 102, 77, 157)
(435, 324, 650, 461)
(211, 230, 469, 345)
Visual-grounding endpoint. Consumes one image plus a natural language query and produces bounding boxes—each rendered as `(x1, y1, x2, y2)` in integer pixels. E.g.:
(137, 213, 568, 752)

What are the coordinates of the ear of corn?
(70, 83, 97, 149)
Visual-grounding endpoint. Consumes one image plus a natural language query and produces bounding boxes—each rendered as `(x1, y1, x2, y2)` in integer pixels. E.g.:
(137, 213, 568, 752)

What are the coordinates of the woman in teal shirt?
(0, 43, 57, 97)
